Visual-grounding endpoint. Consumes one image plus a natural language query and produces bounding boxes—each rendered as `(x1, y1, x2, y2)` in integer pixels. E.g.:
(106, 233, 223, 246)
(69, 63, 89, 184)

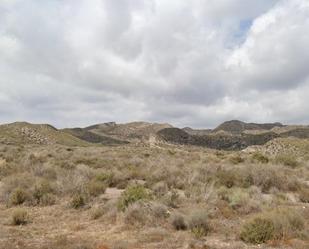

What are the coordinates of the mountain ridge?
(1, 120, 309, 150)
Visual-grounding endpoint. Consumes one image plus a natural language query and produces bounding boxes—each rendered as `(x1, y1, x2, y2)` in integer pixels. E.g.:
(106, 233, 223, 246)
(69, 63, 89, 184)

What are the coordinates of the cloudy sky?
(1, 0, 309, 128)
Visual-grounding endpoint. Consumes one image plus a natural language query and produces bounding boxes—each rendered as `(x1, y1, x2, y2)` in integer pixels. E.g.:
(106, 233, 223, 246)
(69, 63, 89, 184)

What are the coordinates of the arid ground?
(0, 121, 308, 249)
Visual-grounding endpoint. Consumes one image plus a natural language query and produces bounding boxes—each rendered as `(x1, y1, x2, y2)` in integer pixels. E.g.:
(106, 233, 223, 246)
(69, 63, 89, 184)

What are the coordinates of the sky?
(0, 0, 309, 128)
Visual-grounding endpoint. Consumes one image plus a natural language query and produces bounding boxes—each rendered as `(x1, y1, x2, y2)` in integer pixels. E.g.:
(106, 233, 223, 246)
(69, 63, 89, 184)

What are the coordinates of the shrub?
(229, 155, 244, 164)
(240, 217, 275, 244)
(91, 207, 104, 220)
(11, 208, 29, 225)
(216, 170, 237, 188)
(86, 180, 106, 197)
(124, 202, 148, 226)
(162, 189, 180, 208)
(240, 208, 305, 244)
(70, 193, 86, 209)
(95, 172, 114, 186)
(228, 188, 248, 208)
(188, 211, 210, 238)
(9, 188, 29, 206)
(270, 208, 304, 239)
(276, 154, 299, 168)
(151, 203, 169, 219)
(117, 185, 150, 211)
(252, 152, 269, 164)
(33, 180, 55, 205)
(171, 213, 187, 230)
(299, 187, 309, 203)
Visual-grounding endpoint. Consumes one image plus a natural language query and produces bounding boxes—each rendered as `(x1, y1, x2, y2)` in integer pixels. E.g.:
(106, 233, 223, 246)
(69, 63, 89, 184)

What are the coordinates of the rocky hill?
(157, 128, 279, 150)
(212, 120, 284, 134)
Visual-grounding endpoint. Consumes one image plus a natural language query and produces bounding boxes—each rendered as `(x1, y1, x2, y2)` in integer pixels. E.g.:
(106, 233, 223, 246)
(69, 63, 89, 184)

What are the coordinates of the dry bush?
(188, 210, 210, 238)
(32, 180, 55, 205)
(229, 154, 244, 164)
(86, 179, 106, 197)
(70, 193, 86, 209)
(8, 188, 30, 206)
(1, 173, 35, 203)
(90, 206, 105, 220)
(151, 202, 169, 219)
(269, 208, 305, 239)
(151, 181, 168, 197)
(124, 201, 168, 227)
(299, 186, 309, 203)
(11, 208, 29, 225)
(217, 187, 260, 215)
(170, 213, 187, 230)
(124, 202, 149, 226)
(162, 189, 180, 208)
(216, 169, 238, 188)
(276, 154, 300, 168)
(243, 164, 299, 192)
(251, 152, 269, 164)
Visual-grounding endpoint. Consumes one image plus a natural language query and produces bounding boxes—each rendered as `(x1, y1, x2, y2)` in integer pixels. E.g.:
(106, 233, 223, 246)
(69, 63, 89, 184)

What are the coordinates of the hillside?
(84, 121, 173, 141)
(212, 120, 284, 134)
(0, 122, 90, 146)
(157, 128, 279, 150)
(62, 128, 129, 145)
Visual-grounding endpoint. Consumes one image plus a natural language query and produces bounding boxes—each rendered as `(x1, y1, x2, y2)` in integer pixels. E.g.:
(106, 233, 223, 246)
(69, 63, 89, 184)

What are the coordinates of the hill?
(212, 120, 284, 134)
(0, 122, 90, 146)
(157, 128, 279, 150)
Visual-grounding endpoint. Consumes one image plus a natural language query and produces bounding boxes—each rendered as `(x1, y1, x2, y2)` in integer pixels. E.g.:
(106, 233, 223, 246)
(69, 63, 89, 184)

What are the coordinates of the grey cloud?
(0, 0, 309, 128)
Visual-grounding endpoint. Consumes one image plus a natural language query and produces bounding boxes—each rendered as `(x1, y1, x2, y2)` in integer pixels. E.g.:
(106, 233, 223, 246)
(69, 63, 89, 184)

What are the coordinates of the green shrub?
(252, 152, 269, 164)
(240, 208, 305, 244)
(95, 172, 114, 186)
(171, 213, 187, 230)
(117, 185, 150, 211)
(70, 193, 86, 209)
(240, 217, 275, 244)
(11, 208, 29, 225)
(9, 188, 29, 206)
(188, 211, 210, 238)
